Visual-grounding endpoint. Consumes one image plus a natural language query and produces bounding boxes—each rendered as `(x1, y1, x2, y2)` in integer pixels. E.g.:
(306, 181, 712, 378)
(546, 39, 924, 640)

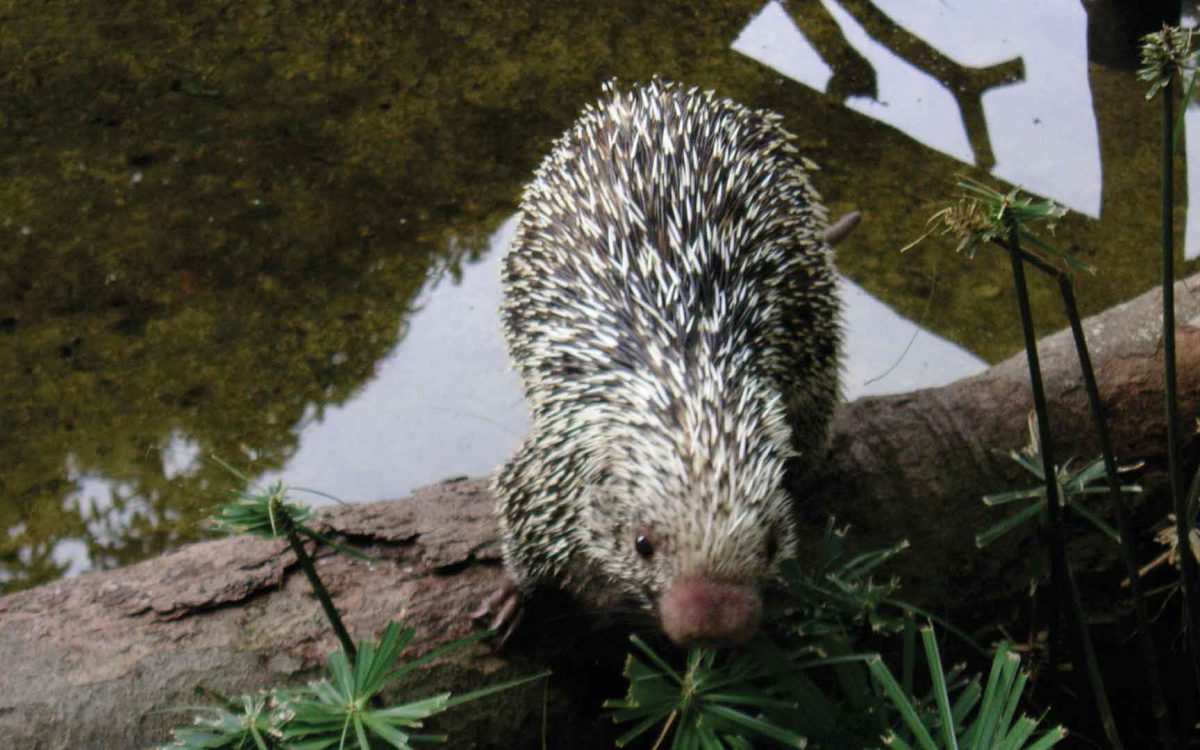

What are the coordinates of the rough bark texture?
(802, 272, 1200, 612)
(3, 274, 1200, 749)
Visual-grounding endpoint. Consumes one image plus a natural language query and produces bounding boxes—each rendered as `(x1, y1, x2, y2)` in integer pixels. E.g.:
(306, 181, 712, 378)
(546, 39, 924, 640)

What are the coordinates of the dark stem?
(282, 513, 358, 661)
(1059, 276, 1173, 747)
(1004, 237, 1064, 651)
(1005, 230, 1123, 749)
(999, 241, 1176, 741)
(1163, 73, 1200, 680)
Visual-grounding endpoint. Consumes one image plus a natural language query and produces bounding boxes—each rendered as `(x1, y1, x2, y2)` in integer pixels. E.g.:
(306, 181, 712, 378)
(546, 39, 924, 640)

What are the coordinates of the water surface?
(0, 0, 1189, 590)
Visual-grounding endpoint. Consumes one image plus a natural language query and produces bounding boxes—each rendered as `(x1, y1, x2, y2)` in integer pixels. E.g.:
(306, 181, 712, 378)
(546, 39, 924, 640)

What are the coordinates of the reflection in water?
(261, 220, 984, 505)
(736, 0, 1102, 216)
(840, 277, 985, 396)
(0, 0, 1185, 590)
(259, 219, 529, 503)
(1185, 3, 1200, 260)
(821, 0, 977, 166)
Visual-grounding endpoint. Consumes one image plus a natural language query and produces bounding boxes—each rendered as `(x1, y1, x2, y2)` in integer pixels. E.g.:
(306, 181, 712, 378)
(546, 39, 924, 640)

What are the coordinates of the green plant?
(1140, 26, 1200, 695)
(162, 623, 547, 750)
(902, 177, 1084, 273)
(868, 631, 1066, 750)
(606, 636, 807, 749)
(607, 614, 1064, 749)
(282, 622, 545, 750)
(606, 527, 1065, 749)
(606, 527, 900, 749)
(1137, 26, 1197, 129)
(976, 416, 1141, 549)
(903, 177, 1131, 746)
(209, 461, 362, 659)
(775, 524, 909, 637)
(166, 693, 286, 750)
(162, 464, 547, 749)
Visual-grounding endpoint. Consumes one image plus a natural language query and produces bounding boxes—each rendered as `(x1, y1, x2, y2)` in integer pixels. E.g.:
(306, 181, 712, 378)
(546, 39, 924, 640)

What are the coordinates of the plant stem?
(1059, 276, 1172, 747)
(1005, 237, 1065, 645)
(281, 512, 357, 660)
(1162, 70, 1200, 682)
(1004, 230, 1123, 749)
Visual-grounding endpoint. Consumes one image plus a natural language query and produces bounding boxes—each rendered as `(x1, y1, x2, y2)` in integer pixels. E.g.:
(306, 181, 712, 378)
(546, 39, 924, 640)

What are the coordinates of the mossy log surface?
(3, 274, 1200, 749)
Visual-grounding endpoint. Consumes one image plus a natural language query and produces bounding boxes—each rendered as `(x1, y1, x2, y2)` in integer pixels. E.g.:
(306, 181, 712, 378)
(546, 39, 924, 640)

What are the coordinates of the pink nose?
(658, 577, 763, 646)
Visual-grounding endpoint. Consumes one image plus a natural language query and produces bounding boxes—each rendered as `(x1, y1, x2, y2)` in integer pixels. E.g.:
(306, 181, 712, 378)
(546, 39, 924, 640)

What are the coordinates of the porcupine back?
(494, 80, 841, 644)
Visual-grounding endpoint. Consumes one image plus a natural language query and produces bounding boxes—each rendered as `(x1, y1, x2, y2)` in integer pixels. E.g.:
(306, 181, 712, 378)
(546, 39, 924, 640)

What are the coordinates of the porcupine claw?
(471, 577, 525, 648)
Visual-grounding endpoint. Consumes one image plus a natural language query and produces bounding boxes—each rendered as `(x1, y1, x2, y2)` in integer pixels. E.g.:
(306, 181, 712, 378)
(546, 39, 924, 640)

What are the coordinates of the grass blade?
(921, 627, 959, 750)
(867, 656, 938, 750)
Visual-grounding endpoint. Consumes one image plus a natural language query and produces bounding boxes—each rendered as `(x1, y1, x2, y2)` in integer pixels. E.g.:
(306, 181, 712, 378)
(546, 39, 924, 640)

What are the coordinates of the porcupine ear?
(821, 211, 861, 246)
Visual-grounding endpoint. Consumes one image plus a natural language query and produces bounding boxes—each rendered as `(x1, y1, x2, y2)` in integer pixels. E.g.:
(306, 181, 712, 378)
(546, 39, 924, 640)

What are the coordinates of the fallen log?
(3, 274, 1200, 749)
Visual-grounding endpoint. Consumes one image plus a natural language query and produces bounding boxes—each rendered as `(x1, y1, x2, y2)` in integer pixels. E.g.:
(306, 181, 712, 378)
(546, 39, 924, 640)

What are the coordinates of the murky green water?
(0, 0, 1189, 591)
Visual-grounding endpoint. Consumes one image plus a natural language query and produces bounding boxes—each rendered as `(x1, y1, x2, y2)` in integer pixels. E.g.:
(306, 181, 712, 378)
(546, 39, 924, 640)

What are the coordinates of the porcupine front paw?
(471, 575, 525, 647)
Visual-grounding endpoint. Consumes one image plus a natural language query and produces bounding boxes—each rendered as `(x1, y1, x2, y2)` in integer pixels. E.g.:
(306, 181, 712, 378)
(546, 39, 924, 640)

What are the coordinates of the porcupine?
(478, 80, 859, 646)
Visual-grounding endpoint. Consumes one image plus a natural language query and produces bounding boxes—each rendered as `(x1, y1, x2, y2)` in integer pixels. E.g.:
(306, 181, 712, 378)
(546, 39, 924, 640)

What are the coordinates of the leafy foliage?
(903, 178, 1086, 274)
(284, 622, 545, 750)
(163, 622, 547, 750)
(775, 521, 910, 638)
(212, 480, 314, 540)
(1138, 25, 1197, 100)
(164, 471, 546, 750)
(607, 526, 1062, 749)
(166, 693, 287, 750)
(282, 622, 457, 750)
(977, 416, 1141, 549)
(868, 632, 1066, 750)
(1137, 512, 1200, 586)
(209, 461, 370, 562)
(605, 637, 807, 749)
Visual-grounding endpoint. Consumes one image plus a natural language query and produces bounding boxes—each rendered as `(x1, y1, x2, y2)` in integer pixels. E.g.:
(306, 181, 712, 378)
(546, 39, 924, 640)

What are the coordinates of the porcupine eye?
(634, 533, 655, 560)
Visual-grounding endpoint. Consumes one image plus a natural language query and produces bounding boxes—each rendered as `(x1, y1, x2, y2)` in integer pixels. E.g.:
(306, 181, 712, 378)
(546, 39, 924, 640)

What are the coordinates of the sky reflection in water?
(266, 0, 1122, 502)
(8, 0, 1188, 584)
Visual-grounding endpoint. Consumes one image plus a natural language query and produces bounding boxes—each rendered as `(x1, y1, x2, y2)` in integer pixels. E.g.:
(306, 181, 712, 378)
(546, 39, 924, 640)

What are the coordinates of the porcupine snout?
(658, 577, 763, 646)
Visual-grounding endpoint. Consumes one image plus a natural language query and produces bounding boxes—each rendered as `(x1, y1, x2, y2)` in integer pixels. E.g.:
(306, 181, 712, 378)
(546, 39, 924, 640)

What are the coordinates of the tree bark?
(3, 274, 1200, 749)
